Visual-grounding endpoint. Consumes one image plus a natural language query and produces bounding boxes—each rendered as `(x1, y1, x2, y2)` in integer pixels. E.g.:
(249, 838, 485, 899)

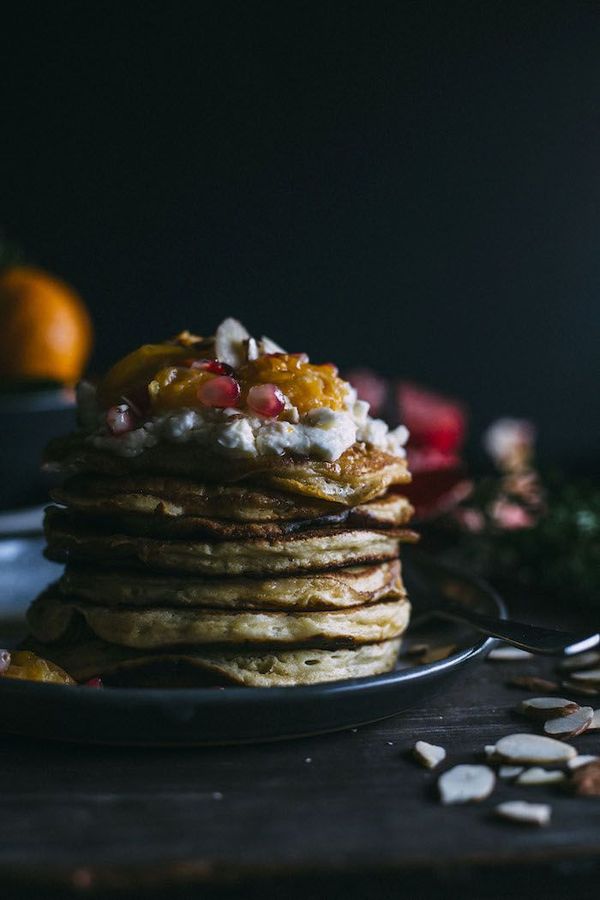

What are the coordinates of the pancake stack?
(25, 325, 417, 687)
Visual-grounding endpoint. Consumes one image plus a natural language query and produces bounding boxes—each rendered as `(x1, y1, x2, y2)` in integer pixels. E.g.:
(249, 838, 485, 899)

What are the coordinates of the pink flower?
(483, 418, 536, 473)
(453, 507, 486, 533)
(490, 498, 535, 530)
(504, 472, 546, 511)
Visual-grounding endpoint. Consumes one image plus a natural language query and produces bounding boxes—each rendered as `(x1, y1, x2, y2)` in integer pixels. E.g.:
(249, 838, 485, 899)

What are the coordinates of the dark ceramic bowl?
(0, 386, 76, 511)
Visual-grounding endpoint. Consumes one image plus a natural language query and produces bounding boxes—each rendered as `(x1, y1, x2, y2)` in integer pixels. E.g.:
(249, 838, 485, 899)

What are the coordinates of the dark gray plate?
(0, 537, 505, 746)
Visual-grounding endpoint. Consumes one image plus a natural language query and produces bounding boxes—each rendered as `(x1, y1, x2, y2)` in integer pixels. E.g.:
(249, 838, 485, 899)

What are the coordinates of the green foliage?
(439, 474, 600, 603)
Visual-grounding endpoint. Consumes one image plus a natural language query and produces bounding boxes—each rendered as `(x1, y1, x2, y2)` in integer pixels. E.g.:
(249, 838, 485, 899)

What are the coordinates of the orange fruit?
(0, 265, 93, 384)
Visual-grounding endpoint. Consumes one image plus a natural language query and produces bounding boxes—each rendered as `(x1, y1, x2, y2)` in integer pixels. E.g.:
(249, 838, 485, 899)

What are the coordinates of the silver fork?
(406, 560, 599, 657)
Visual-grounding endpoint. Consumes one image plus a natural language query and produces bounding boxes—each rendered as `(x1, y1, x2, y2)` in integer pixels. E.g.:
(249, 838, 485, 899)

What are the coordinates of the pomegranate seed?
(84, 677, 103, 688)
(106, 404, 138, 435)
(197, 375, 241, 408)
(247, 383, 285, 417)
(185, 358, 234, 376)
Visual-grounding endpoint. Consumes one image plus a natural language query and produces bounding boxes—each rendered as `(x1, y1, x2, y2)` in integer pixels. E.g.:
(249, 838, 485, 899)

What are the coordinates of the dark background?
(2, 1, 599, 469)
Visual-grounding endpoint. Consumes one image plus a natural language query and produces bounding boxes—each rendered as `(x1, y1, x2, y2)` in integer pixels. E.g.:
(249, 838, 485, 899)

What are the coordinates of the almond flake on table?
(516, 767, 565, 786)
(517, 697, 580, 721)
(569, 669, 600, 683)
(560, 679, 600, 698)
(543, 706, 594, 738)
(499, 766, 525, 779)
(487, 646, 534, 661)
(495, 801, 551, 826)
(494, 733, 576, 764)
(567, 755, 600, 771)
(558, 651, 600, 672)
(507, 675, 560, 693)
(570, 760, 600, 796)
(588, 710, 600, 730)
(438, 765, 496, 805)
(413, 740, 446, 770)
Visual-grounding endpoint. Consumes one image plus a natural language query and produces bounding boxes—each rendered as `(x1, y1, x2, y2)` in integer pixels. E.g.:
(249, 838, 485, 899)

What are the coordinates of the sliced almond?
(571, 760, 600, 796)
(438, 765, 496, 805)
(507, 675, 560, 693)
(259, 334, 286, 355)
(245, 337, 259, 361)
(488, 646, 534, 661)
(215, 318, 251, 368)
(588, 710, 600, 730)
(495, 733, 576, 764)
(568, 755, 600, 771)
(516, 767, 566, 786)
(413, 740, 446, 770)
(561, 679, 600, 698)
(569, 668, 600, 683)
(558, 651, 600, 672)
(499, 766, 524, 779)
(543, 706, 594, 738)
(517, 697, 580, 721)
(495, 800, 551, 826)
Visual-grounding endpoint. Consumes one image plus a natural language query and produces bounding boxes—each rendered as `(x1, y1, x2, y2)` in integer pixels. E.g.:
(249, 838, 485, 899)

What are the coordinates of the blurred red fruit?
(396, 382, 467, 456)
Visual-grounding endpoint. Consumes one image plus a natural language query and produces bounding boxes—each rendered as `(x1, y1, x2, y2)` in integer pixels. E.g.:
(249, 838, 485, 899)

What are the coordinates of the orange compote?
(2, 651, 76, 685)
(149, 364, 214, 412)
(96, 341, 347, 427)
(238, 354, 346, 415)
(97, 343, 200, 409)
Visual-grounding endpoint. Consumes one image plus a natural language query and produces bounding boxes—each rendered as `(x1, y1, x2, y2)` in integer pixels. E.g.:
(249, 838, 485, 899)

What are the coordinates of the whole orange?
(0, 266, 93, 384)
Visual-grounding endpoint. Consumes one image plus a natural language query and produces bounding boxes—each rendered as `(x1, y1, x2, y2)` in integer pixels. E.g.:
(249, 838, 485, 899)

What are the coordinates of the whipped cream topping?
(77, 324, 409, 463)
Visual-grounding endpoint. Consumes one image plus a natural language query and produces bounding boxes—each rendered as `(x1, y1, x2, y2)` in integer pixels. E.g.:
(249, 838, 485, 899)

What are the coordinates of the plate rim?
(0, 552, 506, 707)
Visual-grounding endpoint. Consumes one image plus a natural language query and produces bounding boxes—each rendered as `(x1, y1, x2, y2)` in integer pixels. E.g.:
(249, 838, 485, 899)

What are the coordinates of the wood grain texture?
(2, 593, 600, 899)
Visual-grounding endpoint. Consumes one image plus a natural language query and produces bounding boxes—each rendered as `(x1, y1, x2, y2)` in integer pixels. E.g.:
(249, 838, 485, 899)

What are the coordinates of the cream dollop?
(81, 381, 408, 461)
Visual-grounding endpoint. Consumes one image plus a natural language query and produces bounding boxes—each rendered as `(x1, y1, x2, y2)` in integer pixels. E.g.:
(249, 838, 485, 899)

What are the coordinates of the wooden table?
(2, 593, 600, 900)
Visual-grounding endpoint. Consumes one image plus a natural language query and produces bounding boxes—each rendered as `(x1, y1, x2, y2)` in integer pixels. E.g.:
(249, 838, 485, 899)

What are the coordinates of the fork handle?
(436, 606, 600, 657)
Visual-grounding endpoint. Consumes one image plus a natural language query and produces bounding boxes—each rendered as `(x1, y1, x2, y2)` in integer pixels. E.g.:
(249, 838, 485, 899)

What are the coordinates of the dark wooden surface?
(2, 594, 600, 900)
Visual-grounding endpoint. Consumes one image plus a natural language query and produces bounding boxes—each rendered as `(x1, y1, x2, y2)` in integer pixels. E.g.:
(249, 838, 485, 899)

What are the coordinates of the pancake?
(28, 588, 410, 648)
(23, 636, 402, 686)
(349, 492, 415, 528)
(52, 496, 414, 542)
(58, 560, 406, 610)
(52, 474, 340, 522)
(51, 477, 414, 539)
(44, 437, 411, 506)
(67, 511, 349, 540)
(44, 509, 417, 576)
